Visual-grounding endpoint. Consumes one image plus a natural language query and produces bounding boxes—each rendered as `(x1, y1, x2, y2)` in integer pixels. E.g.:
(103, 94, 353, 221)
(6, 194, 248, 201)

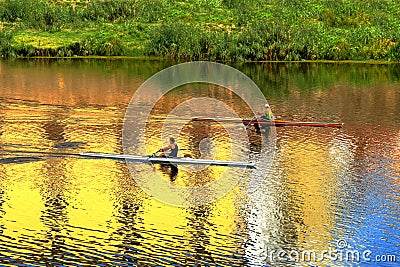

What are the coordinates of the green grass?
(14, 30, 91, 49)
(1, 0, 400, 61)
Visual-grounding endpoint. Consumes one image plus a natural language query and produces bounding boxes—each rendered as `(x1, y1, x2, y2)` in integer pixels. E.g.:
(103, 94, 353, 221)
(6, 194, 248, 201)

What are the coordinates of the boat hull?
(191, 117, 343, 128)
(80, 153, 255, 168)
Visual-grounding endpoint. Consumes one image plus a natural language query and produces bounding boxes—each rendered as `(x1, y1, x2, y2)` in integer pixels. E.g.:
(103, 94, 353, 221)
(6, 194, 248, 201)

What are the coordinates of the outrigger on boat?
(191, 117, 343, 128)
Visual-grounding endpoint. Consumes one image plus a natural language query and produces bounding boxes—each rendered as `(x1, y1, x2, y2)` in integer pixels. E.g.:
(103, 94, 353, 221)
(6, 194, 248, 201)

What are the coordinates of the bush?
(83, 33, 125, 56)
(389, 42, 400, 61)
(13, 43, 36, 57)
(0, 0, 29, 22)
(135, 0, 169, 23)
(82, 0, 136, 22)
(0, 30, 15, 57)
(146, 21, 201, 59)
(237, 20, 291, 60)
(0, 0, 71, 31)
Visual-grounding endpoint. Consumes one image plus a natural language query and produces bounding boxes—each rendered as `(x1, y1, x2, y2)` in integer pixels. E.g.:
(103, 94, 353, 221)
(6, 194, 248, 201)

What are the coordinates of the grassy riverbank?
(1, 0, 400, 61)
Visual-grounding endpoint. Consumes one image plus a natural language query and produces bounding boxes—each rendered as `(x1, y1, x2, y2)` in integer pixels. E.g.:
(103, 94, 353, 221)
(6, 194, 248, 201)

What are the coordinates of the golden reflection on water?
(0, 61, 250, 265)
(0, 60, 399, 266)
(278, 130, 336, 250)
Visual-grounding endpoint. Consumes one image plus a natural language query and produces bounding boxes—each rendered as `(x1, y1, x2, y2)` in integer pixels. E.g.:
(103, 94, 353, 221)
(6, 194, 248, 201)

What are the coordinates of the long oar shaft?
(0, 149, 82, 157)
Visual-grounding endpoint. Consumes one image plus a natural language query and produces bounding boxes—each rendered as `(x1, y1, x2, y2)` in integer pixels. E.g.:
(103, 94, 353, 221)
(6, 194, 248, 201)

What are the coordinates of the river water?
(0, 59, 398, 266)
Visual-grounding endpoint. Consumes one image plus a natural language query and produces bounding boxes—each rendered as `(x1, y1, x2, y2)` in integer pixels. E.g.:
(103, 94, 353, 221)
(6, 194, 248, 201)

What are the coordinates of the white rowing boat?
(80, 152, 255, 168)
(0, 149, 255, 168)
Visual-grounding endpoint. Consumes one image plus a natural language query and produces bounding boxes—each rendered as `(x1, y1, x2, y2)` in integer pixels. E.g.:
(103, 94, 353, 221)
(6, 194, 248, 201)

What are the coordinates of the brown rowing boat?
(191, 117, 343, 128)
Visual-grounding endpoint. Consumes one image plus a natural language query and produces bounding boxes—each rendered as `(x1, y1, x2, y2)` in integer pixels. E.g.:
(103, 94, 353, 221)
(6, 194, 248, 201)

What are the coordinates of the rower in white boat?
(156, 137, 179, 158)
(156, 137, 179, 179)
(78, 136, 254, 168)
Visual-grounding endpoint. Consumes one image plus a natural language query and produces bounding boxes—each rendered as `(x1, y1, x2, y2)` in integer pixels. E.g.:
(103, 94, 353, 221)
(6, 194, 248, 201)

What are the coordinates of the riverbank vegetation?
(1, 0, 400, 61)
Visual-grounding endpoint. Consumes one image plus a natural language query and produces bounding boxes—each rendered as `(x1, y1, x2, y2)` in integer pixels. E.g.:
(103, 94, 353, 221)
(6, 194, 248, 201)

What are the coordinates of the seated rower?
(257, 104, 274, 121)
(157, 137, 179, 158)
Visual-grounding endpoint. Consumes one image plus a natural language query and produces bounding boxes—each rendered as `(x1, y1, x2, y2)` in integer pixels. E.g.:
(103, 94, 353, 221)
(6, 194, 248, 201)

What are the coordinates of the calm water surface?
(0, 59, 399, 266)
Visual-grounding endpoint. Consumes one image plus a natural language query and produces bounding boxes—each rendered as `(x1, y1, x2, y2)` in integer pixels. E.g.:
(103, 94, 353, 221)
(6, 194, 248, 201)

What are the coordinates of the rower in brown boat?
(257, 104, 274, 121)
(255, 104, 275, 136)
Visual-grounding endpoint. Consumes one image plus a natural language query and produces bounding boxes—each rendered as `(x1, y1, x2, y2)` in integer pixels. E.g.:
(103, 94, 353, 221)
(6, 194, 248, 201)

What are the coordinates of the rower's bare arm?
(159, 144, 173, 152)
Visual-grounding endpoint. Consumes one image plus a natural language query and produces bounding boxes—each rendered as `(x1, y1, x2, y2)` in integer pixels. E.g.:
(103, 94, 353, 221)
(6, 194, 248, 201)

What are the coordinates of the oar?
(0, 149, 94, 159)
(244, 115, 256, 128)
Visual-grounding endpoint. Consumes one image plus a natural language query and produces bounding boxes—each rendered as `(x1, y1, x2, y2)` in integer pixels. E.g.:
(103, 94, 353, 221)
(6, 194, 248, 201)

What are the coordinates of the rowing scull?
(0, 149, 255, 168)
(191, 117, 343, 128)
(80, 153, 255, 168)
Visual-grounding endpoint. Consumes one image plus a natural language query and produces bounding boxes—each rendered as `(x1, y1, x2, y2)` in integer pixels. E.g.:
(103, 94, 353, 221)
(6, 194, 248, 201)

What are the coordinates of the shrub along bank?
(1, 0, 400, 61)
